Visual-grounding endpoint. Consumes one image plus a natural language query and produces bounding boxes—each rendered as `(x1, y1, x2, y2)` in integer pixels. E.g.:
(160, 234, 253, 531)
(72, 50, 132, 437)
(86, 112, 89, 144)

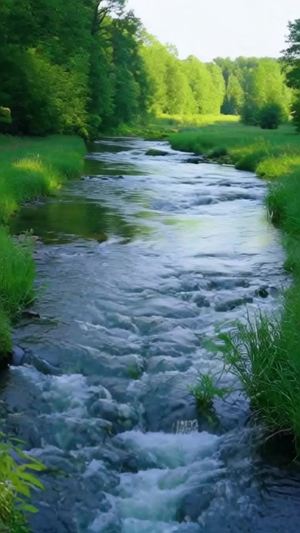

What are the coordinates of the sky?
(126, 0, 299, 61)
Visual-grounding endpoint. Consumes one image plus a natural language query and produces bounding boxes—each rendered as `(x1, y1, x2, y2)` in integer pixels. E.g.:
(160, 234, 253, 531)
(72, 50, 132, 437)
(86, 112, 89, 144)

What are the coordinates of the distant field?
(114, 114, 239, 139)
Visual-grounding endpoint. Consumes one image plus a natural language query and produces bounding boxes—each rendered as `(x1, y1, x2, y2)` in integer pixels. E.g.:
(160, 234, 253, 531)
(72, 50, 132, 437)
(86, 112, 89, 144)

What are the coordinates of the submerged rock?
(146, 148, 169, 156)
(22, 309, 40, 320)
(11, 345, 26, 366)
(185, 157, 203, 164)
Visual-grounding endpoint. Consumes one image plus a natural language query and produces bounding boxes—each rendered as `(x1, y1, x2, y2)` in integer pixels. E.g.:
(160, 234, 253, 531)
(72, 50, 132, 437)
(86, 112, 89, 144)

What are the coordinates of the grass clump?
(190, 371, 231, 418)
(221, 304, 300, 444)
(0, 229, 35, 361)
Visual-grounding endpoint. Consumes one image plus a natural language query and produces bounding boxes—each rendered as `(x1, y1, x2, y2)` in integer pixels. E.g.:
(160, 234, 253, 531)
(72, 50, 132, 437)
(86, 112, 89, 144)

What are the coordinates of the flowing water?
(2, 138, 300, 532)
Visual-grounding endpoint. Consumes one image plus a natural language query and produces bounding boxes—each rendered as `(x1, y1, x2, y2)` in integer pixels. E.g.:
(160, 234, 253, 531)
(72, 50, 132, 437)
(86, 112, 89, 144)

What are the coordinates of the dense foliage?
(216, 57, 290, 127)
(0, 0, 295, 136)
(0, 0, 148, 136)
(282, 19, 300, 130)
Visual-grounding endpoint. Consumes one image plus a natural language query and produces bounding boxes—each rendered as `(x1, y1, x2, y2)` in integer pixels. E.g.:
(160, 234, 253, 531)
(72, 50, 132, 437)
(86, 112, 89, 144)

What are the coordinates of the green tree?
(222, 73, 244, 114)
(282, 19, 300, 130)
(110, 12, 150, 125)
(241, 59, 290, 125)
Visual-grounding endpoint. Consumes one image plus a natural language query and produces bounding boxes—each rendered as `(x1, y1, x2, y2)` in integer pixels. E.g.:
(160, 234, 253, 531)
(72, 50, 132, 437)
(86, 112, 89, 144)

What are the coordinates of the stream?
(1, 138, 300, 532)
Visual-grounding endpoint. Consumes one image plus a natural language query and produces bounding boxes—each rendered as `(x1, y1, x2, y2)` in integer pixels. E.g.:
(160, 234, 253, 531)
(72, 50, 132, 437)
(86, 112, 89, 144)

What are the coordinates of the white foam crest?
(117, 430, 220, 469)
(118, 458, 223, 522)
(122, 518, 181, 533)
(42, 373, 90, 414)
(122, 518, 201, 533)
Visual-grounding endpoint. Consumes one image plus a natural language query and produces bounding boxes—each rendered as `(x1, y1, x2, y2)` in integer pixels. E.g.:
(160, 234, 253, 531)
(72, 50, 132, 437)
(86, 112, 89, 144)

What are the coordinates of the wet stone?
(146, 148, 169, 156)
(215, 297, 253, 312)
(256, 286, 269, 298)
(11, 345, 26, 366)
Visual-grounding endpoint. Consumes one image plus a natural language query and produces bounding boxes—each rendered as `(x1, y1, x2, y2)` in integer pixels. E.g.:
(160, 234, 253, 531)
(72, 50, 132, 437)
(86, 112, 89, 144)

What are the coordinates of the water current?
(2, 138, 300, 532)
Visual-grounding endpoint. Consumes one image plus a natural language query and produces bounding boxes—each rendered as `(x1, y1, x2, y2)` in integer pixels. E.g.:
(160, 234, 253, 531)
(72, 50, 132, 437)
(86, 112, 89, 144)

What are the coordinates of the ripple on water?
(1, 138, 296, 532)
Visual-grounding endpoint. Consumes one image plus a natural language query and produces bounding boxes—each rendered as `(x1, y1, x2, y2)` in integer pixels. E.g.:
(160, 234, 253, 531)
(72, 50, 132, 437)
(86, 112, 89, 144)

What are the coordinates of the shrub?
(259, 103, 283, 130)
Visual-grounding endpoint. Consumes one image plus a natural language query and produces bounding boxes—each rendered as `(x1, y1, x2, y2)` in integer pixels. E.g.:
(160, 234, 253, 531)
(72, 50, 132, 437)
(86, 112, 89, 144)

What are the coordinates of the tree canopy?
(282, 19, 300, 130)
(0, 2, 295, 135)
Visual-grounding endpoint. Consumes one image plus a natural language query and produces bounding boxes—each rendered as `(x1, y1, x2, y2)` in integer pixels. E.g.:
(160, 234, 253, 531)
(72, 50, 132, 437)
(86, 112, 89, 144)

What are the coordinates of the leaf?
(20, 504, 38, 514)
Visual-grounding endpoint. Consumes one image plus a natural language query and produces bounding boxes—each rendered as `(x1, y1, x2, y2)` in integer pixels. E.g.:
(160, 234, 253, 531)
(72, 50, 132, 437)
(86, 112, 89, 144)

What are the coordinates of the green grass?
(221, 300, 300, 445)
(0, 134, 85, 222)
(170, 121, 300, 446)
(0, 134, 85, 360)
(170, 123, 300, 174)
(113, 114, 239, 139)
(0, 229, 35, 318)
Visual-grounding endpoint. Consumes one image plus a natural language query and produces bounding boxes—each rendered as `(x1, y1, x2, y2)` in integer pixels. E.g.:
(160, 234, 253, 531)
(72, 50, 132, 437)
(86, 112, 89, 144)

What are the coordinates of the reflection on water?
(10, 199, 153, 244)
(1, 138, 299, 533)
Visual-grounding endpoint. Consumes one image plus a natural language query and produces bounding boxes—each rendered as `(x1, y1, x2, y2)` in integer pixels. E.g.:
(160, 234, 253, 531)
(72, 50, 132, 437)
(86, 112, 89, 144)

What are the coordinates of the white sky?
(126, 0, 299, 61)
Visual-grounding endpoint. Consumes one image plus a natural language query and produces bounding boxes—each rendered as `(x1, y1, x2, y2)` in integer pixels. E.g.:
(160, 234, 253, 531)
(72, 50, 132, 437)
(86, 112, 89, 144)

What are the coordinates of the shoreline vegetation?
(0, 134, 85, 363)
(169, 122, 300, 447)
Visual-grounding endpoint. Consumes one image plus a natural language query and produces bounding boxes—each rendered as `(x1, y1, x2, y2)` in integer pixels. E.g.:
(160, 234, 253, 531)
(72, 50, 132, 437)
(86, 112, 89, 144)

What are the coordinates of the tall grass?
(0, 229, 35, 317)
(221, 313, 299, 435)
(170, 122, 300, 445)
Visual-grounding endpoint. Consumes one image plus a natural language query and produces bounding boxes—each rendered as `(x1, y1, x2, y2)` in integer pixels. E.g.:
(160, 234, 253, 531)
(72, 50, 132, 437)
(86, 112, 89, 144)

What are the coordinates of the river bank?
(0, 134, 85, 360)
(170, 122, 300, 445)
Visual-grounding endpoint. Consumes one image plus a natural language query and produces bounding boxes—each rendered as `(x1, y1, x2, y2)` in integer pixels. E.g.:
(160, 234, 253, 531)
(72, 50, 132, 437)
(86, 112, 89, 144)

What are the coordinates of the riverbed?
(1, 138, 299, 532)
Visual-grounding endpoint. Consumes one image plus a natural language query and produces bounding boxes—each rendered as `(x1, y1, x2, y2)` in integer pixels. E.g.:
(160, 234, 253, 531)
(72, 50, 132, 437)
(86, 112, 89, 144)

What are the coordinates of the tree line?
(0, 0, 149, 136)
(0, 0, 299, 136)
